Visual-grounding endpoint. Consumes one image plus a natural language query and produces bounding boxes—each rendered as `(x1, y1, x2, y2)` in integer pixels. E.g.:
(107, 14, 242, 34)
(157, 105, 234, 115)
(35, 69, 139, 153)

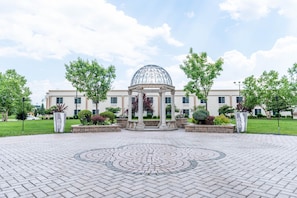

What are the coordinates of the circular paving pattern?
(74, 144, 226, 175)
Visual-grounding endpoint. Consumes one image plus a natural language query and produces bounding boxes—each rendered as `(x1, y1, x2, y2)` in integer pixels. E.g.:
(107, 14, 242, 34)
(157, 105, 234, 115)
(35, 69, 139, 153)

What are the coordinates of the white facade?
(45, 89, 261, 117)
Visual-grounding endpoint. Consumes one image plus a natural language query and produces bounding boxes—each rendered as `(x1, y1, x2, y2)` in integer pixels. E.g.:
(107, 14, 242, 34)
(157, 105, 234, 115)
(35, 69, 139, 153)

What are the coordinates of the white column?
(171, 90, 175, 121)
(136, 90, 145, 130)
(128, 90, 132, 122)
(159, 90, 167, 129)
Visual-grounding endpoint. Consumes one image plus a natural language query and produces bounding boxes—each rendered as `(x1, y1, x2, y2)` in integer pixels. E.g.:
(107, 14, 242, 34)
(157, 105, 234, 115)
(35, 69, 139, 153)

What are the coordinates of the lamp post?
(22, 97, 25, 132)
(275, 96, 280, 134)
(234, 81, 242, 102)
(75, 89, 78, 119)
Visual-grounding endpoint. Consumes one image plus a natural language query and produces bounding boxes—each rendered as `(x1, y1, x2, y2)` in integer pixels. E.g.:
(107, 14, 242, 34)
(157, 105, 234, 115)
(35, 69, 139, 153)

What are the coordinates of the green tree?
(242, 70, 292, 118)
(38, 103, 45, 115)
(180, 48, 224, 110)
(0, 69, 31, 121)
(288, 63, 297, 106)
(65, 58, 116, 114)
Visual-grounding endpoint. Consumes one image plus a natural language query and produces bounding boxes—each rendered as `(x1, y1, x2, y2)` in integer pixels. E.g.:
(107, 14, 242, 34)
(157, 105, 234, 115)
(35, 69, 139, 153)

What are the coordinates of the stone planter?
(71, 124, 121, 133)
(176, 118, 188, 128)
(185, 124, 235, 133)
(235, 112, 248, 133)
(53, 112, 66, 132)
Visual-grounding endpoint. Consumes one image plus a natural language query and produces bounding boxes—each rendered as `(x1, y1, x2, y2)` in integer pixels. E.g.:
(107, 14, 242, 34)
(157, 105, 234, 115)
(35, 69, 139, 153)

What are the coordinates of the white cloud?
(0, 0, 182, 65)
(215, 36, 297, 88)
(219, 0, 297, 21)
(185, 11, 195, 18)
(169, 36, 297, 90)
(28, 79, 73, 105)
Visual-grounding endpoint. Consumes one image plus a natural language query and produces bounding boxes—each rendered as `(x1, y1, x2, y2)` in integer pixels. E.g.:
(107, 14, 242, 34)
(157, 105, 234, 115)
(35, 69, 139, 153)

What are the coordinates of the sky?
(1, 0, 297, 105)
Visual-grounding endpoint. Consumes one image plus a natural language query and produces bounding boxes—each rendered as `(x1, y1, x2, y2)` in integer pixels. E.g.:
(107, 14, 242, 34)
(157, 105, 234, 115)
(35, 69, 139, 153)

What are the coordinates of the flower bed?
(185, 124, 235, 133)
(71, 124, 121, 133)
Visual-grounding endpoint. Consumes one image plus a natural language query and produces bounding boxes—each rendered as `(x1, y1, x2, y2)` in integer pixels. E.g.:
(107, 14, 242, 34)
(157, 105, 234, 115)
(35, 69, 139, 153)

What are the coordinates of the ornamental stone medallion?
(74, 144, 226, 175)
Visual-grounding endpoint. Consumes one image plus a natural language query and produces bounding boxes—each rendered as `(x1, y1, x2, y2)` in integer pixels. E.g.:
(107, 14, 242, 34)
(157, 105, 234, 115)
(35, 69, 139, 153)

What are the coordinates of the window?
(236, 96, 243, 103)
(110, 97, 117, 104)
(132, 97, 136, 103)
(182, 96, 189, 104)
(183, 109, 189, 117)
(74, 97, 81, 104)
(147, 97, 153, 104)
(74, 109, 80, 116)
(165, 97, 171, 104)
(56, 97, 63, 104)
(218, 97, 225, 104)
(255, 109, 261, 115)
(200, 99, 206, 104)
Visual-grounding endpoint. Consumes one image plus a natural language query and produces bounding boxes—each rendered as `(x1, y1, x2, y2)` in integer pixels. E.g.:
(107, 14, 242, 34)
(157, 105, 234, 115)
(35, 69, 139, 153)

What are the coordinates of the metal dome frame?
(130, 65, 173, 86)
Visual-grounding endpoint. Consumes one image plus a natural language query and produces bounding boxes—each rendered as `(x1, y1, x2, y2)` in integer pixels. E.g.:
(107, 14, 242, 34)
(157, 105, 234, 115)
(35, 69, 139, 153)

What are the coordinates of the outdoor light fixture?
(22, 97, 25, 132)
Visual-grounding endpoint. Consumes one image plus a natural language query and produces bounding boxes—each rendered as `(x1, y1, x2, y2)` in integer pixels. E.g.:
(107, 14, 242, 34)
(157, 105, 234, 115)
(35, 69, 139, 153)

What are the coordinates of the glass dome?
(130, 65, 173, 86)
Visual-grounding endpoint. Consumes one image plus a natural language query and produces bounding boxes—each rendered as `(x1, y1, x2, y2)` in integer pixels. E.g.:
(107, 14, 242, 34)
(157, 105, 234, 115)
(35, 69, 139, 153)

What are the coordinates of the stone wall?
(116, 118, 128, 128)
(71, 125, 121, 133)
(185, 124, 235, 133)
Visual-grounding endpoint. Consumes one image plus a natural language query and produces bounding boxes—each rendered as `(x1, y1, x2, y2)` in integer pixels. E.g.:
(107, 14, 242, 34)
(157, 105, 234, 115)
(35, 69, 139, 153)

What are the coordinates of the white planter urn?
(53, 112, 66, 132)
(235, 112, 248, 133)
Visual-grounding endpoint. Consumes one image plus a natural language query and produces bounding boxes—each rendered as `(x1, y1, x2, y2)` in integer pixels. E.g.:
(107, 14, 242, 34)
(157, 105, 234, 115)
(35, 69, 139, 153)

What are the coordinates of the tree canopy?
(0, 69, 31, 121)
(180, 48, 224, 110)
(65, 58, 116, 114)
(241, 70, 294, 118)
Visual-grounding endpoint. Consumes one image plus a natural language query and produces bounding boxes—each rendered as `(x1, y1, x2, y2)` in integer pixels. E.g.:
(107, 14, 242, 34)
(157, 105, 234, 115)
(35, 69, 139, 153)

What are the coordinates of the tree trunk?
(264, 109, 271, 119)
(2, 111, 8, 121)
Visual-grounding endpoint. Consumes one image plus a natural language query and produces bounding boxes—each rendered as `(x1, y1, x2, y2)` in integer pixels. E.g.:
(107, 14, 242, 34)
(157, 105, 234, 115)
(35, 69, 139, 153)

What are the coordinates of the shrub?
(91, 115, 106, 125)
(16, 111, 27, 120)
(205, 116, 215, 125)
(192, 109, 209, 124)
(100, 111, 115, 123)
(214, 114, 231, 125)
(78, 110, 92, 125)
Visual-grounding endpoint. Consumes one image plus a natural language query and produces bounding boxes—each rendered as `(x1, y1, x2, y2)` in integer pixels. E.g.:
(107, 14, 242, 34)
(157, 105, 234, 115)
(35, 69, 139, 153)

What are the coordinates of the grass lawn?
(0, 119, 80, 137)
(0, 118, 296, 137)
(246, 118, 297, 135)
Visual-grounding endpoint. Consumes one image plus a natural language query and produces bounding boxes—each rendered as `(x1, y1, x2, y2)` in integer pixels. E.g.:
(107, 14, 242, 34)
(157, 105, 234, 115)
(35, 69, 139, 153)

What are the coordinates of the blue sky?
(1, 0, 297, 105)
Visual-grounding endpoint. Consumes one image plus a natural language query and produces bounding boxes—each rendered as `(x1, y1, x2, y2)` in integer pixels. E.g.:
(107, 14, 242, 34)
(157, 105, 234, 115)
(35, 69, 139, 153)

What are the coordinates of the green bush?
(91, 115, 106, 125)
(192, 109, 209, 124)
(214, 114, 231, 125)
(78, 110, 92, 125)
(16, 111, 27, 120)
(100, 111, 115, 123)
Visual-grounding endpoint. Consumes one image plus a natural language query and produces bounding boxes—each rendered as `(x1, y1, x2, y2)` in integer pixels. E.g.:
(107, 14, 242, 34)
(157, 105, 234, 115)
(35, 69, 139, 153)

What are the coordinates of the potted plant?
(235, 102, 249, 133)
(53, 103, 68, 132)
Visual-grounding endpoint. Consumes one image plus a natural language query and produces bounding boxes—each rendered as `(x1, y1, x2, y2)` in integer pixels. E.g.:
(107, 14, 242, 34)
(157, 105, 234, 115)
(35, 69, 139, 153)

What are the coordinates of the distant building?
(45, 89, 267, 117)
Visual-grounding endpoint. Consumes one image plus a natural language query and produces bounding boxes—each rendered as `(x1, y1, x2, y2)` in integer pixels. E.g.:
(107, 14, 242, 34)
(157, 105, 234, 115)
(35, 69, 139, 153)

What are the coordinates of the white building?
(45, 89, 261, 118)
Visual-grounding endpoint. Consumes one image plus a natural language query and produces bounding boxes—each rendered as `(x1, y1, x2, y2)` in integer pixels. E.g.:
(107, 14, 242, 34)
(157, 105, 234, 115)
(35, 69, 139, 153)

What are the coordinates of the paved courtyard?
(1, 130, 297, 198)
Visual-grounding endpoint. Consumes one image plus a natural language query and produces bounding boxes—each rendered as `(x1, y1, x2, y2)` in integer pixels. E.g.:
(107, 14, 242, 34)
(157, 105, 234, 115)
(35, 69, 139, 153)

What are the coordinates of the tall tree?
(180, 48, 224, 110)
(65, 58, 116, 114)
(242, 70, 293, 118)
(0, 69, 31, 121)
(288, 63, 297, 106)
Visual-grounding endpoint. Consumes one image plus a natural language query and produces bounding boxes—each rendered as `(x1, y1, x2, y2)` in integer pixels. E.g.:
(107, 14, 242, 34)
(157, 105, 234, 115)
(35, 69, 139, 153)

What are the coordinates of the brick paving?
(1, 130, 297, 197)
